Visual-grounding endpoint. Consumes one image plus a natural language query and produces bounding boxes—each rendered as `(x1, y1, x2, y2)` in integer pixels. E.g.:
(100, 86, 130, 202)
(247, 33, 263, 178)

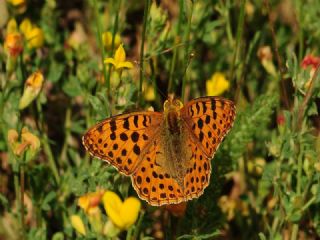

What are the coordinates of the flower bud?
(19, 71, 44, 110)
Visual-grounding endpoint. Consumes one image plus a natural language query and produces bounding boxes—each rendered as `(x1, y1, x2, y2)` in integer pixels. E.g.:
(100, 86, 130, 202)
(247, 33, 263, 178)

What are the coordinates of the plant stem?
(225, 0, 234, 47)
(20, 163, 25, 240)
(92, 0, 109, 93)
(296, 64, 320, 131)
(43, 135, 60, 183)
(58, 107, 71, 166)
(264, 0, 290, 109)
(181, 0, 194, 101)
(36, 100, 60, 183)
(229, 0, 246, 83)
(168, 0, 184, 94)
(139, 0, 151, 103)
(107, 0, 121, 93)
(290, 224, 299, 240)
(296, 0, 304, 60)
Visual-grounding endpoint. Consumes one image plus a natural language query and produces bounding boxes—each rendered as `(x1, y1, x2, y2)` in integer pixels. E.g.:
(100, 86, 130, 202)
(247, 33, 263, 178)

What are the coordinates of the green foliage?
(0, 0, 320, 239)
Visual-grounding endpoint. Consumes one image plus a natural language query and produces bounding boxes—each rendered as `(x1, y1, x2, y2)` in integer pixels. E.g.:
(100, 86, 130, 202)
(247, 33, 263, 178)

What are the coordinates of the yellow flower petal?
(19, 71, 44, 110)
(143, 83, 155, 101)
(19, 18, 32, 36)
(120, 197, 141, 229)
(21, 127, 40, 151)
(116, 61, 134, 70)
(206, 72, 230, 96)
(103, 191, 125, 229)
(7, 129, 19, 146)
(104, 58, 117, 67)
(26, 27, 44, 49)
(71, 215, 86, 235)
(114, 44, 126, 63)
(8, 0, 25, 6)
(102, 31, 121, 50)
(7, 18, 17, 34)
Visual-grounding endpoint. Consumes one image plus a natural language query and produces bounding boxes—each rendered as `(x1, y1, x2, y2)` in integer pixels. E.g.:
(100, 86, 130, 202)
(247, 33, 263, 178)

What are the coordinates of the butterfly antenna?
(181, 51, 195, 101)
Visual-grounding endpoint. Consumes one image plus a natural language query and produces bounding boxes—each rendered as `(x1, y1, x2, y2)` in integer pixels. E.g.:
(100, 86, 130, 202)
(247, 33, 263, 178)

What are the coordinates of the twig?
(264, 0, 290, 109)
(296, 63, 320, 131)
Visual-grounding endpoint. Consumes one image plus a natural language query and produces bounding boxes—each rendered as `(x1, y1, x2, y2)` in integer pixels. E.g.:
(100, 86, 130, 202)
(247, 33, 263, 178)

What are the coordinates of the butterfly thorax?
(158, 99, 191, 188)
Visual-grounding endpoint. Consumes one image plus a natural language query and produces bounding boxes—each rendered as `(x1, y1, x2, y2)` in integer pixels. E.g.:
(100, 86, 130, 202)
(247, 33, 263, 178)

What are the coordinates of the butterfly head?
(163, 96, 184, 114)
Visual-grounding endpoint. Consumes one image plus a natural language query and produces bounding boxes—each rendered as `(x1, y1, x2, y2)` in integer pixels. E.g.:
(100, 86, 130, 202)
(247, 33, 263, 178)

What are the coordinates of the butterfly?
(82, 96, 236, 206)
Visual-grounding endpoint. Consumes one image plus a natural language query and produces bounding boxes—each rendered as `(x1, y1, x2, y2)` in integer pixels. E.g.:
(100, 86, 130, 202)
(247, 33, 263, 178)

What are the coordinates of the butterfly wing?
(82, 112, 162, 175)
(131, 133, 212, 206)
(180, 97, 236, 158)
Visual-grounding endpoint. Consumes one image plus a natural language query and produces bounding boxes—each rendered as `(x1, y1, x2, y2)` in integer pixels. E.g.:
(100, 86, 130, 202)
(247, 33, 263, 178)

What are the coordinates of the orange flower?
(78, 190, 105, 213)
(4, 32, 23, 57)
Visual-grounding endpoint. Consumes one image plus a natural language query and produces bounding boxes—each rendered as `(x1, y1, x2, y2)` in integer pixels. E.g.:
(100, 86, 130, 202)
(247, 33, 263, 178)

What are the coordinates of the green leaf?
(47, 61, 65, 83)
(62, 76, 82, 97)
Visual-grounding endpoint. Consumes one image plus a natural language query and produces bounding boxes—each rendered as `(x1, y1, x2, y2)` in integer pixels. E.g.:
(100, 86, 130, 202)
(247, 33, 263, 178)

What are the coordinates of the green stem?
(296, 0, 304, 60)
(13, 170, 21, 235)
(43, 136, 60, 183)
(139, 0, 151, 103)
(168, 0, 184, 94)
(130, 210, 145, 240)
(35, 100, 60, 183)
(229, 0, 246, 83)
(20, 163, 25, 240)
(181, 0, 194, 101)
(290, 224, 299, 240)
(296, 147, 303, 195)
(225, 0, 234, 47)
(107, 0, 121, 93)
(92, 0, 109, 93)
(58, 107, 71, 166)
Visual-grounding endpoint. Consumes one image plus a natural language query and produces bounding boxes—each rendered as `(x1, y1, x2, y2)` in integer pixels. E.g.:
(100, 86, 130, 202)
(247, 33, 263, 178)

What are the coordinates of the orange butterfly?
(83, 96, 236, 206)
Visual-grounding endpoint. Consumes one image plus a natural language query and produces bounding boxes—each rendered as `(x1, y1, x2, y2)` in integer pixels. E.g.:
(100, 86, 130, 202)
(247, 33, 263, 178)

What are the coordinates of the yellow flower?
(25, 27, 44, 49)
(143, 83, 155, 101)
(7, 0, 27, 13)
(104, 44, 134, 71)
(102, 191, 141, 230)
(7, 18, 18, 34)
(7, 127, 40, 158)
(19, 71, 44, 110)
(19, 18, 44, 49)
(78, 190, 105, 213)
(206, 72, 230, 96)
(71, 215, 86, 235)
(4, 32, 23, 57)
(19, 18, 32, 36)
(21, 127, 40, 151)
(102, 31, 121, 50)
(7, 0, 25, 6)
(7, 129, 19, 146)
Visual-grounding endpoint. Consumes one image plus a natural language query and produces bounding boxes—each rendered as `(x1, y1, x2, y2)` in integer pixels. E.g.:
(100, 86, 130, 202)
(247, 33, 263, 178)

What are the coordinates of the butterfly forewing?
(82, 112, 162, 175)
(181, 97, 236, 158)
